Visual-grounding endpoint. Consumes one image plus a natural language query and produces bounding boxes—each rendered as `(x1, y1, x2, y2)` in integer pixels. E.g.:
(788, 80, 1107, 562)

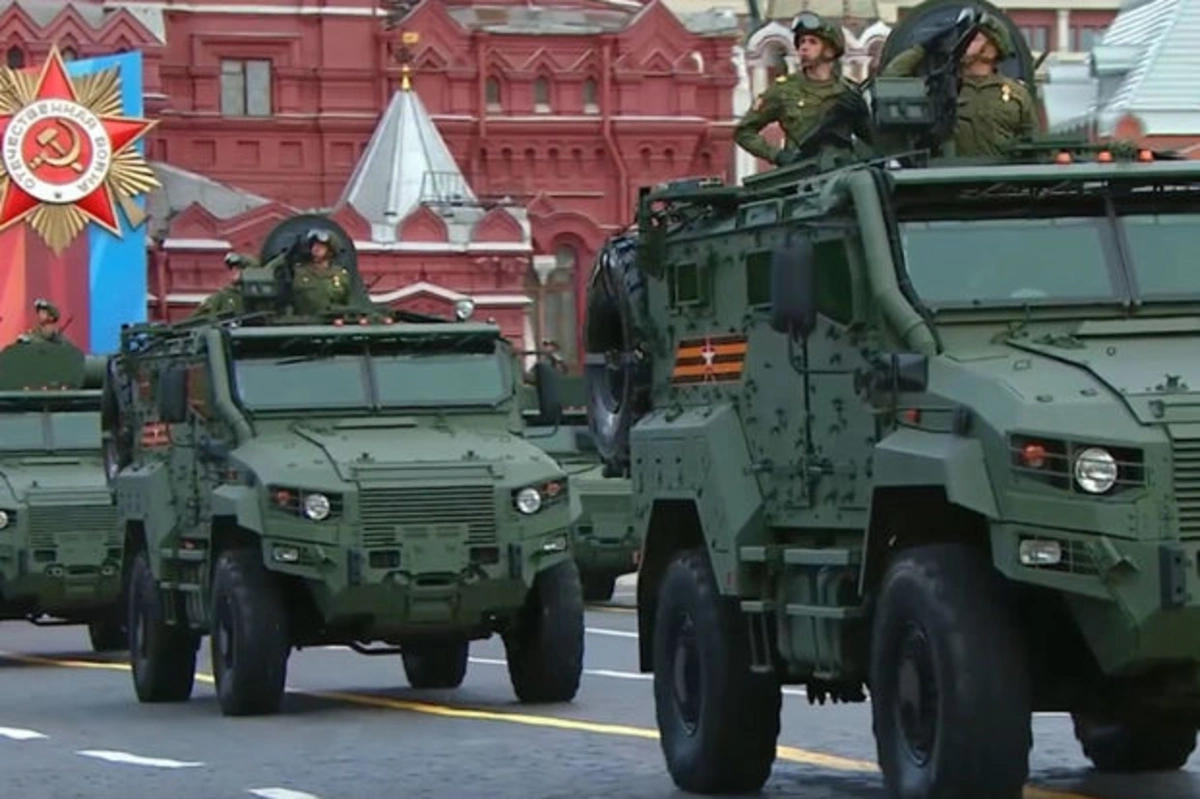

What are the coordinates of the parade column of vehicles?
(101, 213, 585, 716)
(0, 334, 126, 652)
(582, 0, 1200, 796)
(521, 375, 638, 603)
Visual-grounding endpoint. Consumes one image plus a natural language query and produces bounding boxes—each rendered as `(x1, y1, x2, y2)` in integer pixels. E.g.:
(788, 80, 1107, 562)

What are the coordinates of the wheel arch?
(636, 498, 707, 672)
(860, 429, 1000, 594)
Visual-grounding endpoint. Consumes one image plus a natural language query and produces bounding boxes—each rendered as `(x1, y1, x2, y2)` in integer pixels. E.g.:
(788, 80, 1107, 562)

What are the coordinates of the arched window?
(5, 46, 23, 69)
(528, 244, 579, 370)
(583, 77, 598, 113)
(485, 76, 501, 111)
(60, 46, 77, 61)
(533, 76, 550, 112)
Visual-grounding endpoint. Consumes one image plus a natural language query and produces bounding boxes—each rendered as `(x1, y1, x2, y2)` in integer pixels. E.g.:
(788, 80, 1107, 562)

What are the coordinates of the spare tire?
(583, 232, 654, 477)
(101, 356, 133, 486)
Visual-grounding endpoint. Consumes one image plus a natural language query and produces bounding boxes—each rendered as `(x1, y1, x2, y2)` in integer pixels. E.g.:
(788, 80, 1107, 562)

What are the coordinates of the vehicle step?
(160, 547, 206, 562)
(783, 548, 860, 566)
(784, 602, 863, 620)
(159, 581, 202, 593)
(738, 546, 862, 566)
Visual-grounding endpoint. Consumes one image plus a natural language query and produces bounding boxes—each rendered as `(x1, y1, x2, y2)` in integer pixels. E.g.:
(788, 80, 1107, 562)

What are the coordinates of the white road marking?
(248, 789, 324, 799)
(585, 626, 638, 639)
(0, 726, 47, 740)
(77, 750, 204, 768)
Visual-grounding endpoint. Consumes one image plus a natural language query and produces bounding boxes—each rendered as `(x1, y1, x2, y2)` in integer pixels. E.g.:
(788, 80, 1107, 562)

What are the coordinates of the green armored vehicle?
(586, 1, 1199, 795)
(0, 337, 123, 651)
(105, 214, 584, 716)
(522, 374, 637, 602)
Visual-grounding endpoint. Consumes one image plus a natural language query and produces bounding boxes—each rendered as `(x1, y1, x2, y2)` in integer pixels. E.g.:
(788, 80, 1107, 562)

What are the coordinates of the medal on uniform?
(797, 99, 805, 108)
(1001, 84, 1011, 103)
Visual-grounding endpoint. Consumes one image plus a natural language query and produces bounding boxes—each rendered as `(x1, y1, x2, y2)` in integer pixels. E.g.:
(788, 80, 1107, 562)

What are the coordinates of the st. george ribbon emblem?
(0, 45, 158, 253)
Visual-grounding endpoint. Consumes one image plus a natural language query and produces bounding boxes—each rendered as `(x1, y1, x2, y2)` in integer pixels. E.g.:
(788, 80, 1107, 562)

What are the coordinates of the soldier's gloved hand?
(835, 90, 868, 117)
(773, 148, 801, 166)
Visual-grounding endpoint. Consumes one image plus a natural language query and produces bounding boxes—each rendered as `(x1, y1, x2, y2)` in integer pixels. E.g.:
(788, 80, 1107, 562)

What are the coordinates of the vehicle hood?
(1002, 333, 1200, 425)
(0, 455, 109, 505)
(235, 422, 562, 487)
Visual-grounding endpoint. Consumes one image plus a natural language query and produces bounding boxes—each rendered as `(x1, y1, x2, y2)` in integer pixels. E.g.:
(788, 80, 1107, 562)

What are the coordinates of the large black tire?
(1072, 713, 1197, 772)
(127, 551, 199, 702)
(209, 548, 290, 716)
(88, 609, 126, 653)
(581, 572, 617, 603)
(584, 232, 654, 476)
(100, 358, 132, 486)
(402, 637, 469, 689)
(502, 558, 585, 703)
(869, 543, 1032, 799)
(652, 548, 782, 794)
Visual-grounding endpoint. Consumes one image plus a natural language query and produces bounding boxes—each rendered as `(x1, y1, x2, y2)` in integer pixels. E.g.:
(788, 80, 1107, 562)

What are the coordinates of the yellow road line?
(0, 651, 1094, 798)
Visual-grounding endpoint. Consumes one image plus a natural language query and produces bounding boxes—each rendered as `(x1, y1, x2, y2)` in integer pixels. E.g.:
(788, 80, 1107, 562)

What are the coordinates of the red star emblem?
(0, 46, 156, 236)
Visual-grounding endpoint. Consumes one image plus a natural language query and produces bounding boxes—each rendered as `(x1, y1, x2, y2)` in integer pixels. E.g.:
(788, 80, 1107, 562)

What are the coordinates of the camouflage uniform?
(879, 14, 1036, 156)
(18, 298, 63, 343)
(734, 14, 869, 165)
(290, 258, 350, 316)
(190, 229, 351, 319)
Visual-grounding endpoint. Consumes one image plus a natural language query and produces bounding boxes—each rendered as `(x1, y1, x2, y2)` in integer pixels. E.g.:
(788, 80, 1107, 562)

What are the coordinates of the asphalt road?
(0, 576, 1196, 799)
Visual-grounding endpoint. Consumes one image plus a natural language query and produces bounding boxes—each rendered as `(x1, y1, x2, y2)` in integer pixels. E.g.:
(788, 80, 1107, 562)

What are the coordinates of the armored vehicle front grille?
(358, 486, 496, 549)
(26, 504, 119, 549)
(1173, 438, 1200, 539)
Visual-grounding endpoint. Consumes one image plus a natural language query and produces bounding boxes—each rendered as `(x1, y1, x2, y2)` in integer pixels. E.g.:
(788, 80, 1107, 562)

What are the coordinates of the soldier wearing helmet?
(17, 298, 63, 343)
(734, 12, 871, 167)
(190, 227, 351, 319)
(879, 7, 1036, 156)
(290, 227, 351, 315)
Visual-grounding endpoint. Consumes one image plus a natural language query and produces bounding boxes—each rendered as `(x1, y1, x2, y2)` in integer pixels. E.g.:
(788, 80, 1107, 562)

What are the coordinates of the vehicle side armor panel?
(631, 403, 765, 592)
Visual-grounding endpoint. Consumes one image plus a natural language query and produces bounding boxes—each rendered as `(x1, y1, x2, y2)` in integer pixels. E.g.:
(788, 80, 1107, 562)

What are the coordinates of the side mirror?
(858, 353, 929, 394)
(889, 353, 929, 392)
(157, 365, 189, 424)
(769, 236, 817, 338)
(533, 359, 563, 425)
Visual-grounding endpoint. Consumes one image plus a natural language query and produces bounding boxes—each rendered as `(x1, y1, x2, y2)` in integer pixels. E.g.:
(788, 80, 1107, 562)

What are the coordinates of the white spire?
(337, 65, 476, 242)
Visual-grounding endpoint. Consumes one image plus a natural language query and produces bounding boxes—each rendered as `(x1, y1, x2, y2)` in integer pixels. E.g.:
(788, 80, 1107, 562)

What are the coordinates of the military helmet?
(791, 11, 845, 58)
(976, 11, 1015, 58)
(33, 298, 59, 322)
(305, 227, 339, 254)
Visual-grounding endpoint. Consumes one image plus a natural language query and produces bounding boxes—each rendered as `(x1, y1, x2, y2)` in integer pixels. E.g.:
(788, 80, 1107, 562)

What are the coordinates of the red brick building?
(0, 0, 739, 367)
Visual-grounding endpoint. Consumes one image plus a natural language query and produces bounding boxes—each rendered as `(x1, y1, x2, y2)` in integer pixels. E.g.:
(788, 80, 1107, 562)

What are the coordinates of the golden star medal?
(0, 45, 159, 254)
(1001, 83, 1012, 103)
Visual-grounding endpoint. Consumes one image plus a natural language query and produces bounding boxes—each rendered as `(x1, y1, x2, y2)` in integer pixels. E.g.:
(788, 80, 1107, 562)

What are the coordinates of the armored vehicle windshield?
(226, 325, 513, 414)
(890, 162, 1200, 312)
(0, 394, 99, 452)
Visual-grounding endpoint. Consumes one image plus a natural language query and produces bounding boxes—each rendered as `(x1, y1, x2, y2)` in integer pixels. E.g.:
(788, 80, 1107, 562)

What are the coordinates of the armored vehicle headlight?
(515, 486, 542, 514)
(303, 493, 332, 521)
(1074, 447, 1118, 494)
(0, 510, 8, 529)
(454, 298, 475, 321)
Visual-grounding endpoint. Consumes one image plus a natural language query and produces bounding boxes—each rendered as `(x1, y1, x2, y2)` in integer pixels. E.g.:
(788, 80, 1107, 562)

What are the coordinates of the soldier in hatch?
(190, 227, 352, 319)
(290, 228, 351, 316)
(17, 298, 64, 343)
(879, 8, 1037, 156)
(734, 12, 871, 167)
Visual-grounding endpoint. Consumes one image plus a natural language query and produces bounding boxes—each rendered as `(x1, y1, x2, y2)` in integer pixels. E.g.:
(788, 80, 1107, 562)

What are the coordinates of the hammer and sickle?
(28, 121, 84, 173)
